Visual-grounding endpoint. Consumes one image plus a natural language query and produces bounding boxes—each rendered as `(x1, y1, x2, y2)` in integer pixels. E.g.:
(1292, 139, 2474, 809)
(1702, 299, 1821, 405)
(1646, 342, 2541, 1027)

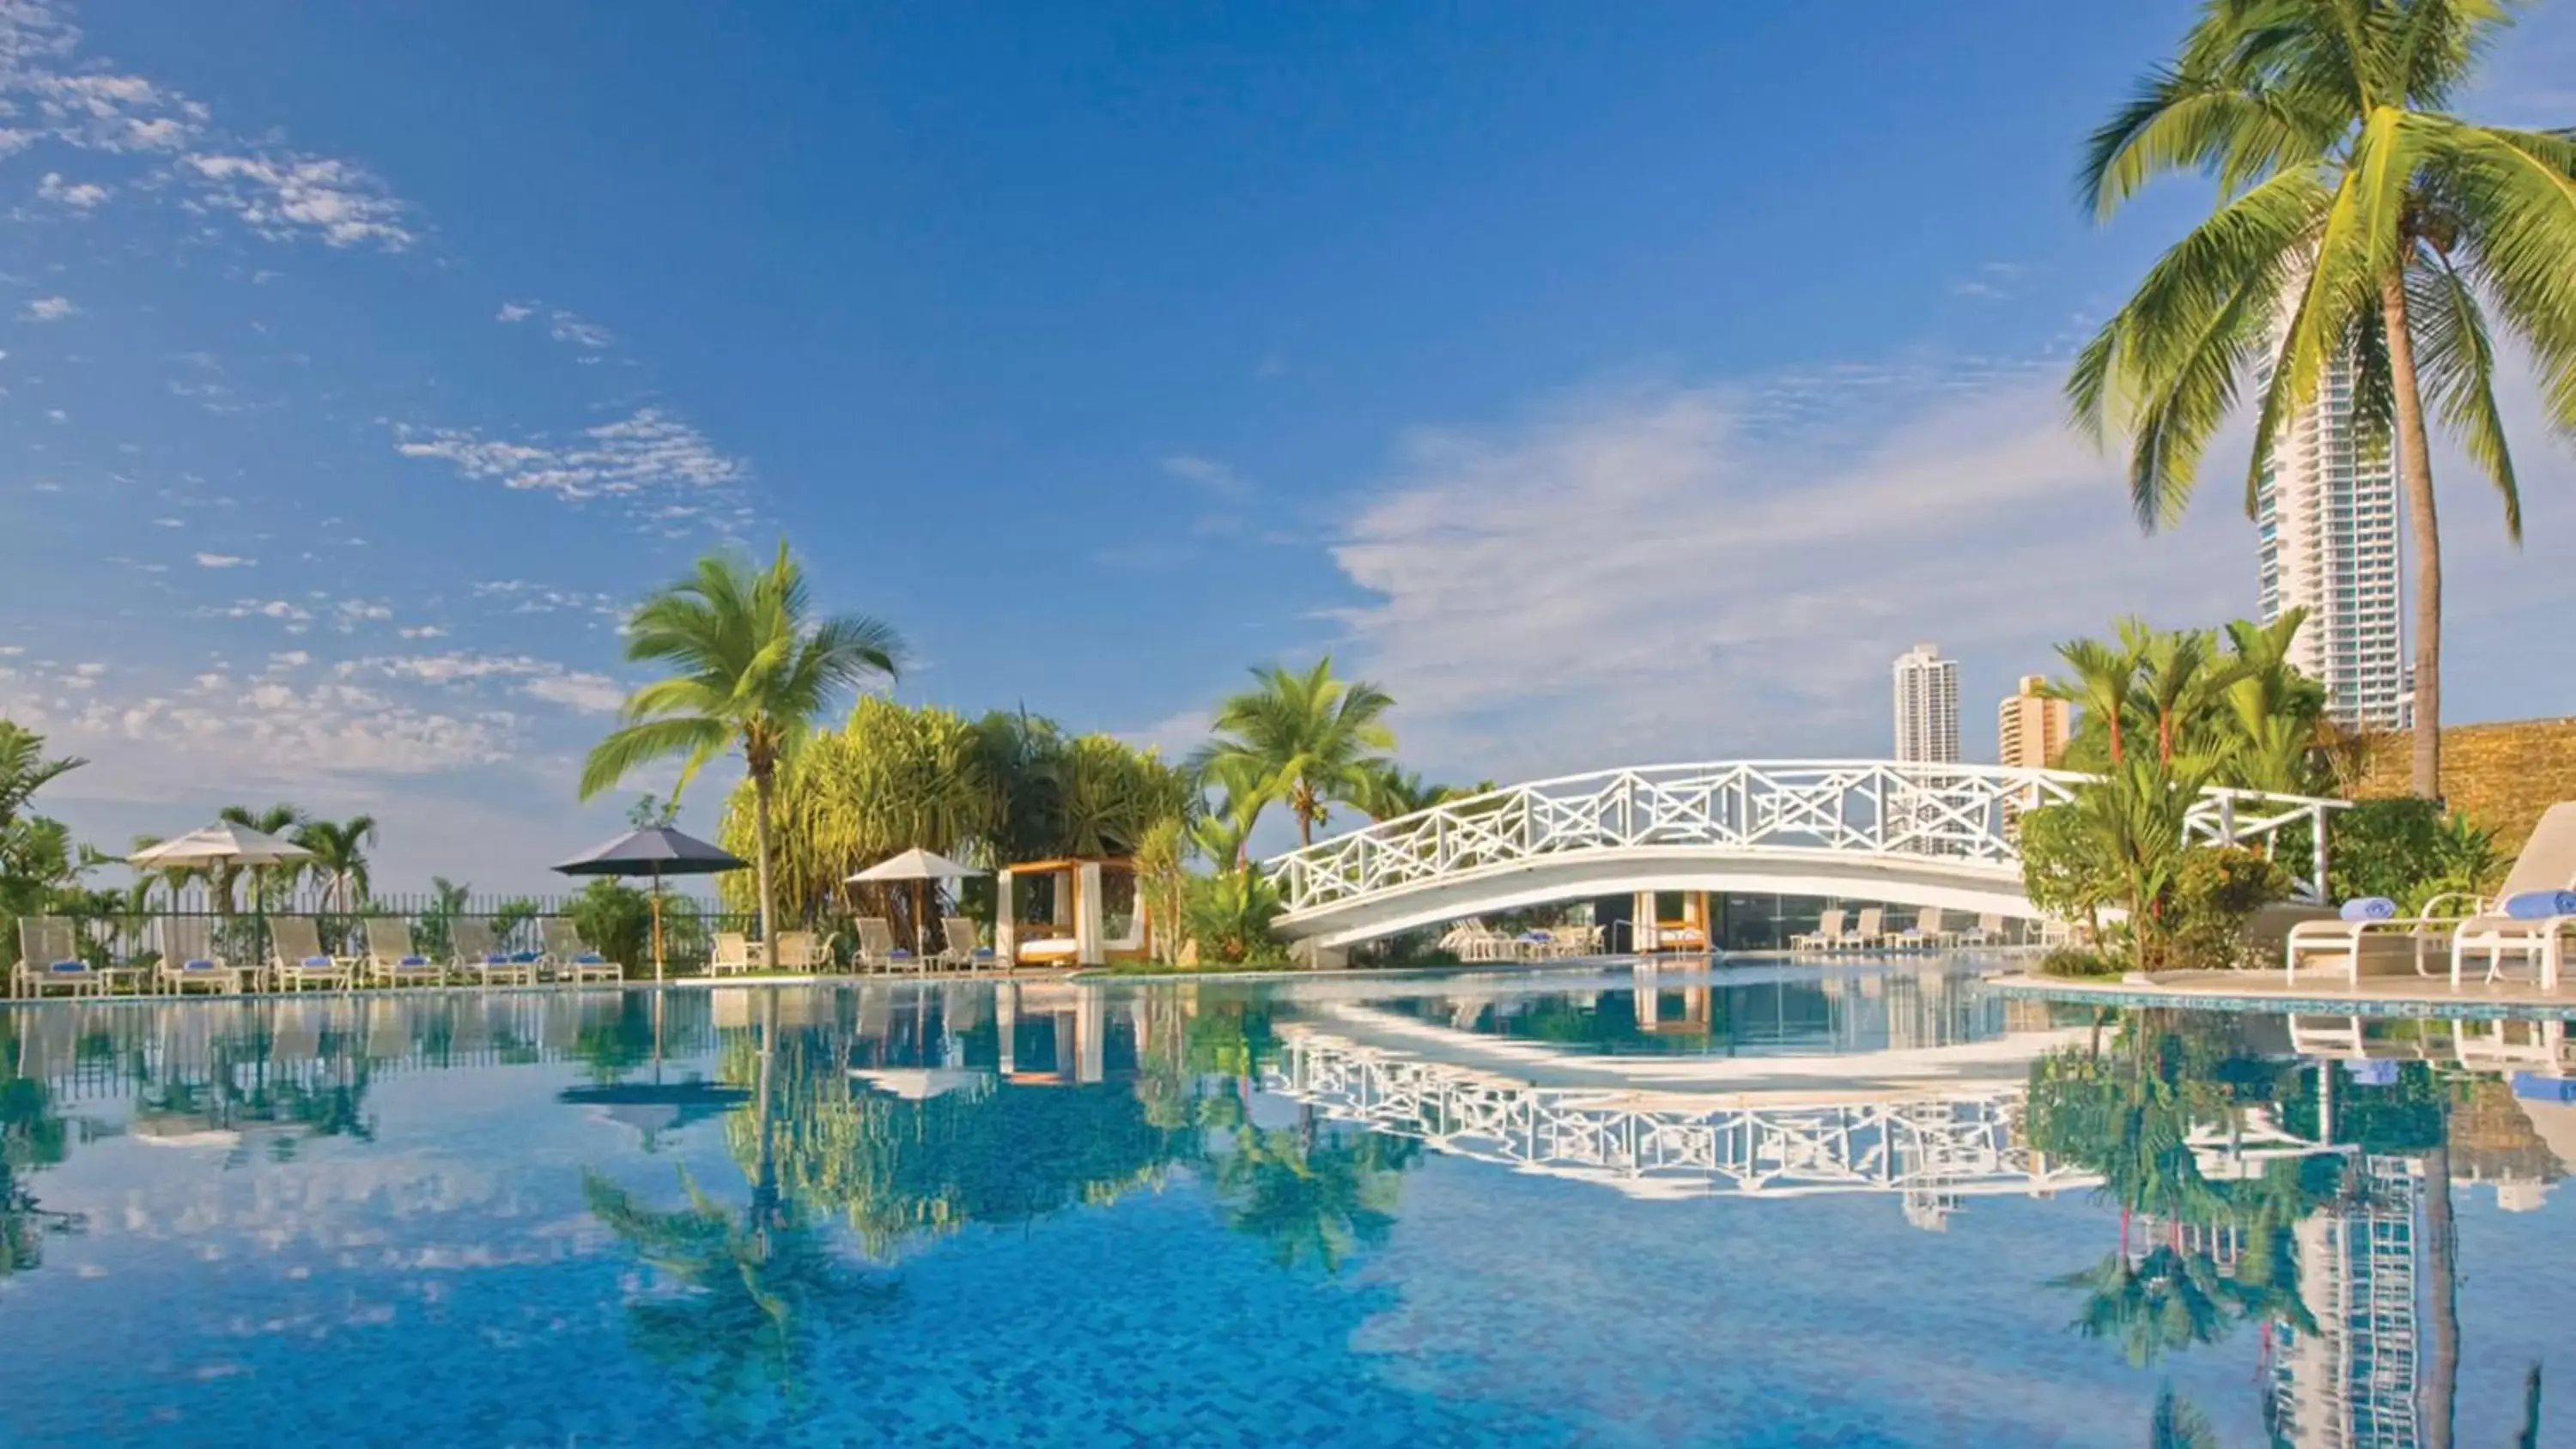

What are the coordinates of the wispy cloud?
(192, 551, 252, 568)
(20, 294, 76, 321)
(1321, 368, 2248, 776)
(33, 170, 106, 209)
(337, 651, 626, 714)
(495, 300, 537, 323)
(391, 407, 751, 534)
(180, 152, 412, 251)
(494, 299, 614, 355)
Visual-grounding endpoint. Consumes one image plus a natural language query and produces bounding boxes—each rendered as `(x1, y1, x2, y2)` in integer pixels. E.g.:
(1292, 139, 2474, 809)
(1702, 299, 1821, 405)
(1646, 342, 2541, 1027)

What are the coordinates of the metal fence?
(9, 901, 757, 980)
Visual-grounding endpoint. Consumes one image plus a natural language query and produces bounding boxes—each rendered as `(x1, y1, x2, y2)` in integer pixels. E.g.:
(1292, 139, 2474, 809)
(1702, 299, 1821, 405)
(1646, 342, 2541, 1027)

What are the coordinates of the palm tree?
(1352, 763, 1448, 823)
(291, 815, 378, 914)
(216, 803, 304, 913)
(1189, 754, 1274, 870)
(1199, 657, 1395, 846)
(2216, 609, 2329, 792)
(0, 722, 82, 833)
(579, 543, 903, 950)
(2069, 0, 2576, 800)
(2043, 634, 2143, 767)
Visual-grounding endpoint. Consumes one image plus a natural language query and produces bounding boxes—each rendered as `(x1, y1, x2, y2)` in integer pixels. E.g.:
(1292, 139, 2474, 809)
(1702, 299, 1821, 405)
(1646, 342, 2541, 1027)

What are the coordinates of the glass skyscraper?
(2254, 356, 2410, 728)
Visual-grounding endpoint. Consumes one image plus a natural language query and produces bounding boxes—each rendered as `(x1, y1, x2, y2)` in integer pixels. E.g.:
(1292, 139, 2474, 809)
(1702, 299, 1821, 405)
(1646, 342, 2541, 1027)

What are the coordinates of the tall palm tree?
(2043, 634, 2144, 767)
(216, 803, 305, 913)
(291, 815, 378, 914)
(2069, 0, 2576, 800)
(580, 543, 903, 951)
(2216, 609, 2329, 791)
(0, 722, 82, 833)
(1352, 763, 1447, 823)
(1199, 657, 1395, 846)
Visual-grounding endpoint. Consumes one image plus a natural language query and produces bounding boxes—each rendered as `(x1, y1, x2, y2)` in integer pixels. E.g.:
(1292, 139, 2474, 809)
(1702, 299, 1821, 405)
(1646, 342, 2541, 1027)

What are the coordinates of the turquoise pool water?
(1, 960, 2568, 1446)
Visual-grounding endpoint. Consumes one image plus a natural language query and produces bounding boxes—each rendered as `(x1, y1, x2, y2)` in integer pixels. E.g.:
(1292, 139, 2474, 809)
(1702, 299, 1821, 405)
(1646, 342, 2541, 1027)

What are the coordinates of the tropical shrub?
(2163, 846, 2292, 971)
(568, 879, 656, 975)
(2019, 805, 2122, 933)
(2038, 947, 2122, 979)
(1183, 870, 1289, 967)
(2326, 798, 2499, 912)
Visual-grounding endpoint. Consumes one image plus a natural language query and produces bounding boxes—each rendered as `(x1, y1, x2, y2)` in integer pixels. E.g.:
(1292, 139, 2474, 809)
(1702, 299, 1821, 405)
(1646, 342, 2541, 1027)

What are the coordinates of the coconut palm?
(291, 815, 378, 914)
(2215, 609, 2330, 791)
(580, 543, 903, 951)
(2069, 0, 2576, 799)
(1199, 657, 1395, 846)
(2044, 634, 2145, 768)
(0, 722, 81, 834)
(1352, 763, 1448, 822)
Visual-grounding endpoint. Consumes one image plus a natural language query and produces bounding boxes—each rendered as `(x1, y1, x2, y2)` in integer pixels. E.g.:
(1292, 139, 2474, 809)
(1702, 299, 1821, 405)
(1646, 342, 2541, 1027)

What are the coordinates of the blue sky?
(3, 0, 2573, 891)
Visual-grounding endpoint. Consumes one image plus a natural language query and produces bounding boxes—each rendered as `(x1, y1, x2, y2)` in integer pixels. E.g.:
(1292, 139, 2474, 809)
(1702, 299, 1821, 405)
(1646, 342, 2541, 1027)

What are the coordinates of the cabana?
(994, 857, 1151, 968)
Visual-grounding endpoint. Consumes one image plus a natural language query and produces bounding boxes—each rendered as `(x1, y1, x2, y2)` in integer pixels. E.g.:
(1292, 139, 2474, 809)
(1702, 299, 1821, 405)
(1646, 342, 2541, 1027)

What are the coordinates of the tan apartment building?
(1996, 676, 2070, 769)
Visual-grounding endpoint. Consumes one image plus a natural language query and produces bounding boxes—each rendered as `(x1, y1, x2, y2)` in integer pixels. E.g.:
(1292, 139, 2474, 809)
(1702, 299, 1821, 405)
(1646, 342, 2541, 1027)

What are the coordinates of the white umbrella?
(848, 847, 987, 954)
(131, 824, 313, 911)
(129, 823, 312, 870)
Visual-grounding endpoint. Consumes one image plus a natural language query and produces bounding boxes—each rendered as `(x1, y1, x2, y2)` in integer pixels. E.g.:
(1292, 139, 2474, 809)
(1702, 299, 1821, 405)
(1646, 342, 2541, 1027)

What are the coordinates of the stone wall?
(2351, 717, 2576, 855)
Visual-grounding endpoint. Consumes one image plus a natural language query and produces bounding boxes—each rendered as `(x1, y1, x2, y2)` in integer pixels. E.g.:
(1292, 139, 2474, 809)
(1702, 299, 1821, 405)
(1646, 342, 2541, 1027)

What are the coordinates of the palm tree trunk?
(2421, 1141, 2459, 1449)
(2381, 272, 2442, 800)
(752, 766, 779, 954)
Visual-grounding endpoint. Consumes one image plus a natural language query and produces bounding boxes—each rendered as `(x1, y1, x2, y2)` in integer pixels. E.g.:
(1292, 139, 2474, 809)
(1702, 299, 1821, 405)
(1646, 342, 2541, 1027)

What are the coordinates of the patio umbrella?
(848, 847, 986, 955)
(130, 824, 313, 912)
(552, 826, 748, 979)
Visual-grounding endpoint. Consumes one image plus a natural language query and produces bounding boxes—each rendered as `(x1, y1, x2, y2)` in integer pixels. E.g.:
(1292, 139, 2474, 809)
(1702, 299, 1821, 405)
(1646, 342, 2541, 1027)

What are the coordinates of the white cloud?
(495, 300, 537, 323)
(1163, 453, 1256, 503)
(546, 311, 614, 351)
(471, 579, 625, 620)
(34, 170, 106, 209)
(20, 294, 76, 321)
(392, 407, 750, 531)
(398, 624, 447, 640)
(192, 551, 253, 568)
(181, 151, 413, 251)
(337, 652, 628, 715)
(1321, 371, 2253, 777)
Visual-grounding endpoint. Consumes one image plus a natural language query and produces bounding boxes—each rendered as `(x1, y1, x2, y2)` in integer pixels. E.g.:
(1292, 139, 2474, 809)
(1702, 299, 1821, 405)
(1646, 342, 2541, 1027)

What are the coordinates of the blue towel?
(575, 952, 605, 964)
(511, 950, 541, 963)
(46, 960, 83, 973)
(183, 959, 216, 970)
(399, 955, 429, 967)
(2502, 890, 2576, 920)
(2339, 897, 2399, 922)
(301, 955, 332, 967)
(890, 948, 913, 959)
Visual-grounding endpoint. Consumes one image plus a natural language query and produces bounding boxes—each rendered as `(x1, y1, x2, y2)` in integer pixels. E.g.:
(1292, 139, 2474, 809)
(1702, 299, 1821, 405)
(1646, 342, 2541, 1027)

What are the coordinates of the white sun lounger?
(2287, 801, 2576, 990)
(268, 917, 352, 991)
(1789, 909, 1847, 953)
(538, 918, 623, 984)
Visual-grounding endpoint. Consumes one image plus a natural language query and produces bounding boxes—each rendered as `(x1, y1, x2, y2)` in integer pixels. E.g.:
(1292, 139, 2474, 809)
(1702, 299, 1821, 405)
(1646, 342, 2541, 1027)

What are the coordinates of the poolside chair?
(157, 915, 248, 995)
(1788, 909, 1848, 954)
(451, 919, 540, 986)
(1953, 912, 2008, 948)
(1847, 907, 1886, 949)
(538, 918, 623, 985)
(708, 931, 758, 976)
(362, 919, 447, 990)
(2446, 803, 2576, 990)
(14, 917, 102, 997)
(771, 931, 828, 973)
(2286, 801, 2576, 990)
(268, 917, 352, 991)
(1893, 908, 1951, 950)
(854, 918, 913, 973)
(940, 916, 999, 972)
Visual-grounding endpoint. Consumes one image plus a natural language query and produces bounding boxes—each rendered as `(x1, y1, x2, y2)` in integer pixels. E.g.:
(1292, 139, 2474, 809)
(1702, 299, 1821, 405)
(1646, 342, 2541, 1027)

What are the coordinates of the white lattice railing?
(1267, 1030, 2099, 1206)
(1261, 760, 2346, 914)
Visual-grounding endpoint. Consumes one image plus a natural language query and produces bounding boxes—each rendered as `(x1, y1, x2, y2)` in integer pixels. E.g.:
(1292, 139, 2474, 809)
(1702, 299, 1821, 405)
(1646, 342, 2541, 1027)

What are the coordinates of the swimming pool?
(1, 961, 2567, 1446)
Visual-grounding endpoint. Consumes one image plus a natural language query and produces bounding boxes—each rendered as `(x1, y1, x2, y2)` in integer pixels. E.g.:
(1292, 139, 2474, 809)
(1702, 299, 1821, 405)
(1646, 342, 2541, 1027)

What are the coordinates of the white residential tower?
(1891, 643, 1960, 764)
(2254, 355, 2410, 728)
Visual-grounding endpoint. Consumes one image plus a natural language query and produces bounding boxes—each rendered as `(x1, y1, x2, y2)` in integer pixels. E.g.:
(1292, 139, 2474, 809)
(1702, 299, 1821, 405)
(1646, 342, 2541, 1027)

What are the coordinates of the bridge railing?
(1261, 760, 2346, 914)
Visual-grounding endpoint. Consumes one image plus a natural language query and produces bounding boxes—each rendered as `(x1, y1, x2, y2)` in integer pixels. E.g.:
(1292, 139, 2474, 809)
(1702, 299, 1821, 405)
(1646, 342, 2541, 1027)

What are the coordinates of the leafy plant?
(2165, 846, 2292, 970)
(568, 879, 656, 976)
(1196, 656, 1395, 846)
(1183, 869, 1289, 967)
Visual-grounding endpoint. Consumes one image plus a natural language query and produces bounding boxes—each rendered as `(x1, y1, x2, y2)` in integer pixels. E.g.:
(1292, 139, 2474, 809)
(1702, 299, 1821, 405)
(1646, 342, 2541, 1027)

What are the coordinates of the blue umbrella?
(552, 827, 747, 978)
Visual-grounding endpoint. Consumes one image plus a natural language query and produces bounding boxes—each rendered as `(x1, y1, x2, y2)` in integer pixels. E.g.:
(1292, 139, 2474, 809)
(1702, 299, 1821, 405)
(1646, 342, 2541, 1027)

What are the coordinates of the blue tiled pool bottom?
(1, 970, 2568, 1446)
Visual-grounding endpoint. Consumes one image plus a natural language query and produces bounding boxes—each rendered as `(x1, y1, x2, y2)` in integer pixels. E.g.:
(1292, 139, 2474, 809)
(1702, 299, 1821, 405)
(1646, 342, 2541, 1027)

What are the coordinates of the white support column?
(995, 868, 1018, 966)
(1074, 861, 1105, 966)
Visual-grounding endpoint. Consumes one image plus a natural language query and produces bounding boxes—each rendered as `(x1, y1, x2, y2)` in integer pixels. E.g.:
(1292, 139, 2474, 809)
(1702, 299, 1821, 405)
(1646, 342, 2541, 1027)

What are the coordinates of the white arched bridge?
(1261, 760, 2346, 950)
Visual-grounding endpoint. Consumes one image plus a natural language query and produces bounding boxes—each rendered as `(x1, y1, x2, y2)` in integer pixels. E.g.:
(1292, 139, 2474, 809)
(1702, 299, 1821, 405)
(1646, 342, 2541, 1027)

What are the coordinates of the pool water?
(1, 961, 2569, 1446)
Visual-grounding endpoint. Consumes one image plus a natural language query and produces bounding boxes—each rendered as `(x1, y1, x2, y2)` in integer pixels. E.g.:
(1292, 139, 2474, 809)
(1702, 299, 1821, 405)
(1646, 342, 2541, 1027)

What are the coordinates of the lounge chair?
(268, 917, 352, 991)
(1953, 912, 2008, 948)
(1847, 906, 1886, 949)
(157, 916, 248, 994)
(538, 918, 623, 985)
(1893, 907, 1951, 950)
(708, 931, 758, 976)
(14, 917, 103, 997)
(941, 916, 999, 971)
(452, 919, 541, 986)
(2286, 801, 2576, 990)
(854, 918, 914, 973)
(771, 931, 829, 973)
(363, 919, 447, 989)
(2447, 803, 2576, 989)
(1789, 909, 1848, 953)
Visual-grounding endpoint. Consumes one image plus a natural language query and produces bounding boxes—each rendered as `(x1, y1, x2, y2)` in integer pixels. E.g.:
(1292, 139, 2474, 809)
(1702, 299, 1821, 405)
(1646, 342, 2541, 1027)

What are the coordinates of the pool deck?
(1992, 969, 2576, 1019)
